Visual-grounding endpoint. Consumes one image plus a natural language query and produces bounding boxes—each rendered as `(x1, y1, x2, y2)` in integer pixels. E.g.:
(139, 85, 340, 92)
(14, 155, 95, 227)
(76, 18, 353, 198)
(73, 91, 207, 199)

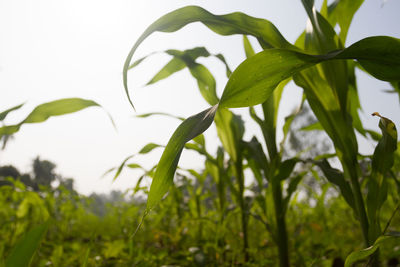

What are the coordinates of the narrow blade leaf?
(146, 105, 218, 210)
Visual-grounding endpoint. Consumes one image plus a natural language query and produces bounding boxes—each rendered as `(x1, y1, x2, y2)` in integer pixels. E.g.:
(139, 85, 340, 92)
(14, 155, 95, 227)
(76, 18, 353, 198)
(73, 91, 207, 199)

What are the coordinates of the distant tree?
(0, 164, 36, 189)
(32, 156, 58, 187)
(0, 165, 21, 186)
(58, 177, 74, 192)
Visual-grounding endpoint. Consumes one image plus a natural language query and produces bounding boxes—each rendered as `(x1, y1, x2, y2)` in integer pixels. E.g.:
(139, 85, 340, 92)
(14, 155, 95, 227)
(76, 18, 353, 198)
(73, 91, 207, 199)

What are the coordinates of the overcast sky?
(1, 0, 399, 195)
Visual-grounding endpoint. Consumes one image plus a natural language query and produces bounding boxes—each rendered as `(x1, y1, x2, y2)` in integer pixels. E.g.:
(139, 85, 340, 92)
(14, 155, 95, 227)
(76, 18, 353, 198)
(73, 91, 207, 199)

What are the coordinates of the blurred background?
(1, 0, 399, 195)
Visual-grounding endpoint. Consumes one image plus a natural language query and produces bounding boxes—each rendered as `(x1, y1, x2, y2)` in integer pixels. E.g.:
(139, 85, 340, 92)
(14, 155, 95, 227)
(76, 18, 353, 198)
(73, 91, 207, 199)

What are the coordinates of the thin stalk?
(195, 193, 203, 243)
(271, 180, 290, 267)
(234, 159, 249, 262)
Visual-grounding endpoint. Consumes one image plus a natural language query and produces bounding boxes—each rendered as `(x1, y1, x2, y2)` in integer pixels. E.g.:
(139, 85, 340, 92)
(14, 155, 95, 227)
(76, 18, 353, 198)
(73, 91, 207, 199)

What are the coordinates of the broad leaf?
(219, 36, 400, 108)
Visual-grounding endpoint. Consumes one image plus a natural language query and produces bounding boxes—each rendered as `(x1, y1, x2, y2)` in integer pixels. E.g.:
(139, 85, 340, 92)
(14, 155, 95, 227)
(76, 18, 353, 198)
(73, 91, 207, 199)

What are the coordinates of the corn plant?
(123, 0, 400, 265)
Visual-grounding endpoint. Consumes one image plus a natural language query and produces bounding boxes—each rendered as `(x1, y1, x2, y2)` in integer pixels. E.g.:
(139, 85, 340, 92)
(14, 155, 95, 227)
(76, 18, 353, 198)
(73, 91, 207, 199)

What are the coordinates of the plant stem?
(235, 159, 249, 262)
(345, 162, 370, 247)
(272, 180, 290, 267)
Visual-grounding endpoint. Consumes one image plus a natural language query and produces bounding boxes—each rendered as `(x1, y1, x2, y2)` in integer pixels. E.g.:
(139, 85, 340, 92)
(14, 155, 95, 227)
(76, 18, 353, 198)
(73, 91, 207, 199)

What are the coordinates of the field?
(1, 0, 400, 266)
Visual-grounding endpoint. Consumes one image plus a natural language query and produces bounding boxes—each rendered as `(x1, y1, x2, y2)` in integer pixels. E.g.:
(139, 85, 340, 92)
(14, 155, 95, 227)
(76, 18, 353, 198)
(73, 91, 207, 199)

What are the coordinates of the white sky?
(0, 0, 399, 195)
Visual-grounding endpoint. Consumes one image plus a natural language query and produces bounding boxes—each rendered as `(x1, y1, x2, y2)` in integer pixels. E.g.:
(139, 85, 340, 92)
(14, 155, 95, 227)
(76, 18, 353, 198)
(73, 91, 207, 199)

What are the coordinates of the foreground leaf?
(5, 221, 50, 267)
(220, 36, 400, 108)
(146, 105, 218, 210)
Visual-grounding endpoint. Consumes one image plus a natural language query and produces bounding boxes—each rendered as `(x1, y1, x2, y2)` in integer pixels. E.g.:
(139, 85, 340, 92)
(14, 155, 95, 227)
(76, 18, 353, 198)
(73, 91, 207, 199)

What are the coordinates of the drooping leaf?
(123, 5, 294, 108)
(146, 105, 218, 210)
(0, 98, 104, 139)
(5, 220, 50, 267)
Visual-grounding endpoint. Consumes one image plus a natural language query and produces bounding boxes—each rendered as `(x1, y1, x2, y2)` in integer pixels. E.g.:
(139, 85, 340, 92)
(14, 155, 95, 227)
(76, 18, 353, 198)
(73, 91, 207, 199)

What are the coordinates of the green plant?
(123, 0, 400, 266)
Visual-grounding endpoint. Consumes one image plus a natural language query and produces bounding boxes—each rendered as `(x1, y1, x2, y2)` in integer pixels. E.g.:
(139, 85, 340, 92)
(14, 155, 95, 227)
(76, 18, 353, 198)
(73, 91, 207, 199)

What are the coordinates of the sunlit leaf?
(220, 36, 400, 109)
(326, 0, 364, 42)
(123, 5, 294, 108)
(146, 105, 218, 210)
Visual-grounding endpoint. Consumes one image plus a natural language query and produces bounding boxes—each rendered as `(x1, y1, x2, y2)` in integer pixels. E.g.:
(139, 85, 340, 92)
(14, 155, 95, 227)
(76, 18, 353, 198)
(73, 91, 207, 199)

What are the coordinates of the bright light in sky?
(0, 0, 399, 195)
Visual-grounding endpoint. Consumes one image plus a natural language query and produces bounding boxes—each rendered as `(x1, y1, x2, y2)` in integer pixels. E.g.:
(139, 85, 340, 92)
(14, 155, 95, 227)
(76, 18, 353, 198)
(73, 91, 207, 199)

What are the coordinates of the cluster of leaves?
(121, 0, 400, 266)
(1, 0, 400, 266)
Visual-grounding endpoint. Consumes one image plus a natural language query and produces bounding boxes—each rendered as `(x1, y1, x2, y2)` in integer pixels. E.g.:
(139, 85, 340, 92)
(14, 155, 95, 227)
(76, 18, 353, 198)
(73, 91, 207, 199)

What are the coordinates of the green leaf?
(243, 35, 256, 58)
(188, 63, 219, 105)
(283, 173, 305, 213)
(139, 143, 162, 154)
(367, 113, 398, 240)
(0, 98, 103, 140)
(344, 235, 399, 267)
(220, 36, 400, 109)
(135, 112, 185, 121)
(326, 0, 364, 42)
(0, 103, 24, 122)
(315, 159, 355, 210)
(371, 113, 398, 174)
(129, 47, 231, 89)
(275, 158, 299, 182)
(219, 49, 319, 108)
(146, 105, 218, 210)
(214, 108, 244, 162)
(5, 220, 50, 267)
(336, 36, 400, 81)
(123, 5, 293, 108)
(135, 112, 205, 147)
(146, 57, 186, 85)
(112, 155, 135, 181)
(301, 121, 323, 131)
